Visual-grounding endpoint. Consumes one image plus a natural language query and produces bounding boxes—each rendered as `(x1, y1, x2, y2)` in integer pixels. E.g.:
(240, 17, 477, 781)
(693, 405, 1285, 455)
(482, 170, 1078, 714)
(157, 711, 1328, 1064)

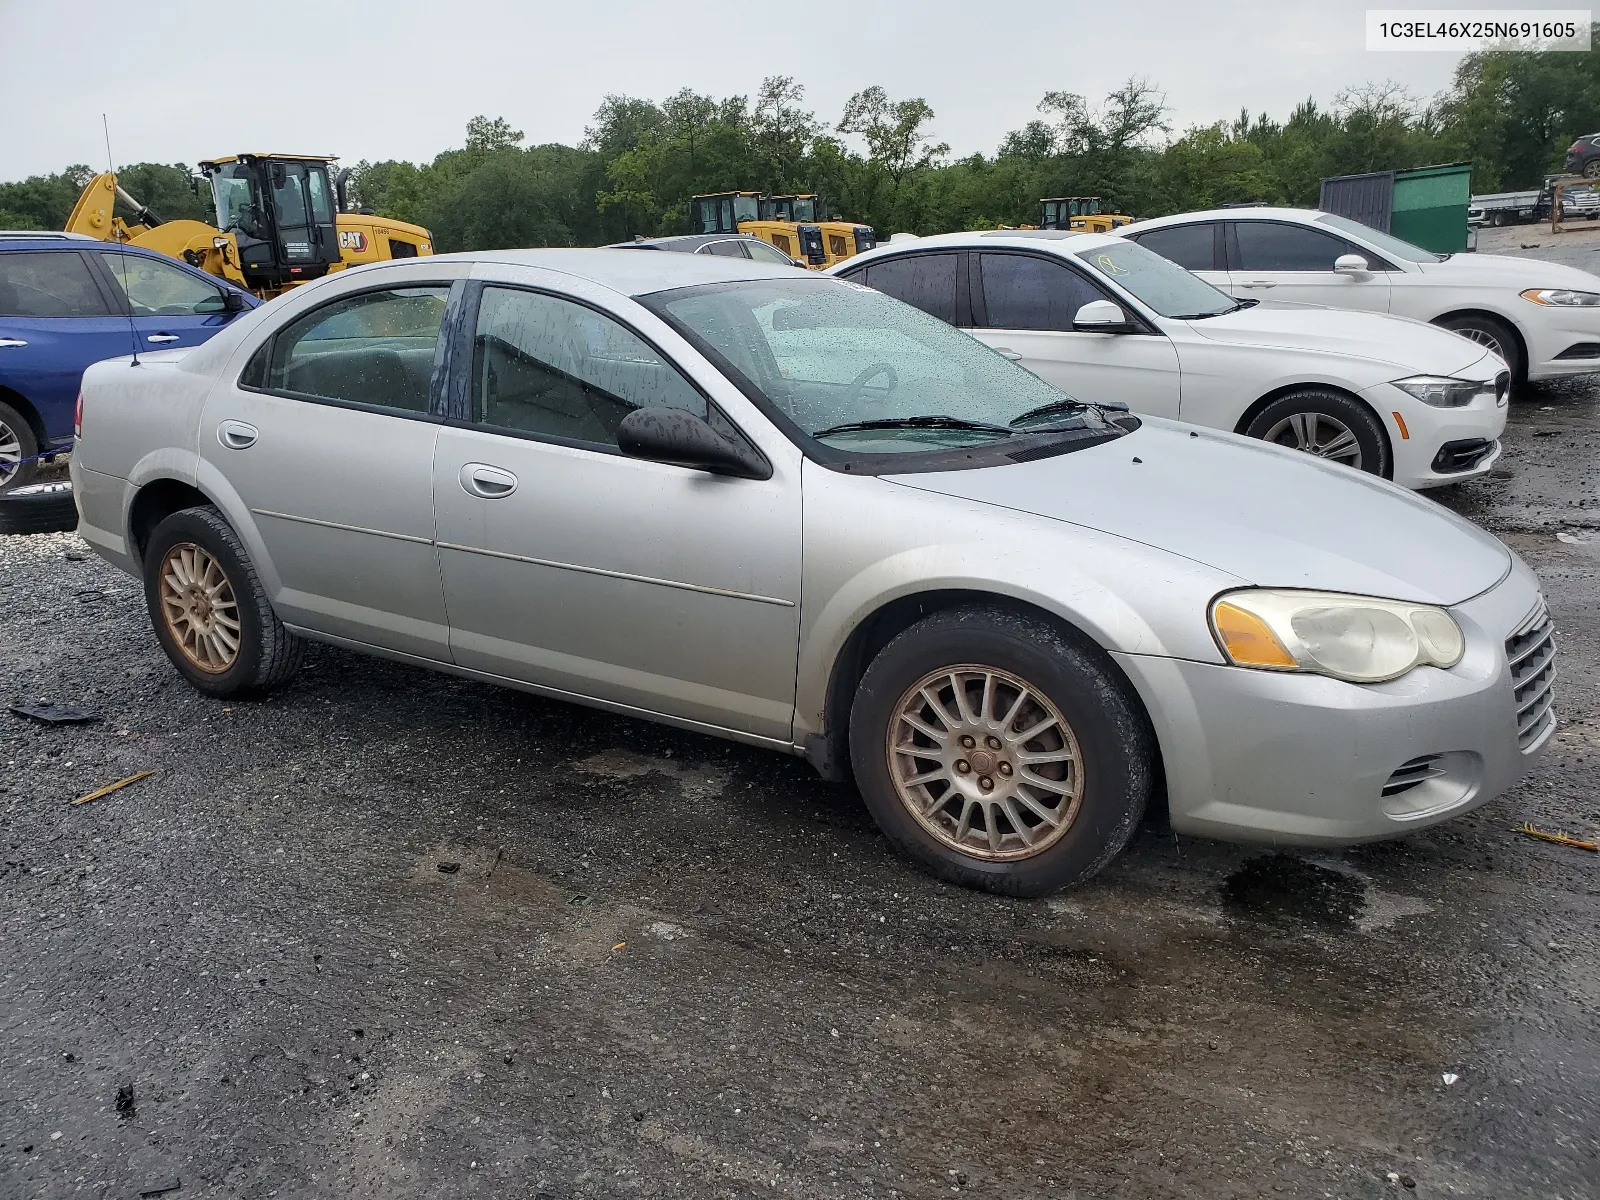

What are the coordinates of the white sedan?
(1115, 206, 1600, 385)
(830, 231, 1508, 488)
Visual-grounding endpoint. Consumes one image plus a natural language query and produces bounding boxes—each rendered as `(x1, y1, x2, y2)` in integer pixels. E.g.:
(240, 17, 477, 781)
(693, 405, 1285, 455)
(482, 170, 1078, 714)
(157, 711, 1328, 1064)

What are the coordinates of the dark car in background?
(0, 233, 257, 491)
(1564, 133, 1600, 178)
(608, 233, 805, 267)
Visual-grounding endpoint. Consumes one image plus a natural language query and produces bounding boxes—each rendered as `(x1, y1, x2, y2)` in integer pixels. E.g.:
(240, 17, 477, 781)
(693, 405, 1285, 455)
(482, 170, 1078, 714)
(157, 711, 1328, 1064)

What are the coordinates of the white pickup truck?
(1471, 179, 1600, 226)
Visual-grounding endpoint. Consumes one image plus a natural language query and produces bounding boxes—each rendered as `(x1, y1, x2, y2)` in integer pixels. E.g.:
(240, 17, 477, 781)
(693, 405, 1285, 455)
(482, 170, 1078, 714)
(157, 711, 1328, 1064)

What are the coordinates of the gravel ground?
(1, 375, 1597, 1198)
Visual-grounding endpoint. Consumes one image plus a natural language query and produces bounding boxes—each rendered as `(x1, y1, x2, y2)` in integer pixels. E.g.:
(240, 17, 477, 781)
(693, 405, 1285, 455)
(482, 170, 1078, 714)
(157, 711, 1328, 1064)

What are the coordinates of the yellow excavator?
(66, 153, 433, 299)
(688, 191, 875, 269)
(1039, 196, 1133, 233)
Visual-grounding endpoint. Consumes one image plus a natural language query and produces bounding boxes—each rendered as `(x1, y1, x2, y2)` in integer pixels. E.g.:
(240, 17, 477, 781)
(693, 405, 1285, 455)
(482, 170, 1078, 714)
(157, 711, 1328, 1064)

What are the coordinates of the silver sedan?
(71, 250, 1555, 895)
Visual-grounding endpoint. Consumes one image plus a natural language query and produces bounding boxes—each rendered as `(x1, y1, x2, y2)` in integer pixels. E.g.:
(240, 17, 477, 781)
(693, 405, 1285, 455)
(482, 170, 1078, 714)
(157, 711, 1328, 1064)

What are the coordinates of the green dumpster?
(1390, 163, 1472, 254)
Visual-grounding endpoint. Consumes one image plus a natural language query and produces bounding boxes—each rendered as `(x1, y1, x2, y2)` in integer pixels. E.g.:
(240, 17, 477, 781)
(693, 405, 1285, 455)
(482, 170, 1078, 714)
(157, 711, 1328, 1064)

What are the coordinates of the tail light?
(74, 391, 83, 438)
(1571, 141, 1588, 153)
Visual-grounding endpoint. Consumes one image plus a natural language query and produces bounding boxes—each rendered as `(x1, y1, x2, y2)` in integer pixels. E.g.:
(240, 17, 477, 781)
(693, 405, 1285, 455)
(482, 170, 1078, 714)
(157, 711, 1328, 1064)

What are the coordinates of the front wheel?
(1583, 158, 1600, 180)
(1242, 389, 1390, 477)
(142, 506, 303, 698)
(1434, 313, 1524, 387)
(849, 606, 1153, 896)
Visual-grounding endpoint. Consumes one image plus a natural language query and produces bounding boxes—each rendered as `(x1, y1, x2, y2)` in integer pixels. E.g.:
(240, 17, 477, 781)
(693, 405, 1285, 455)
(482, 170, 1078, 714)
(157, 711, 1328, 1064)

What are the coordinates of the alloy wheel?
(1262, 411, 1363, 468)
(886, 665, 1084, 862)
(158, 542, 241, 673)
(1451, 324, 1508, 364)
(0, 418, 21, 487)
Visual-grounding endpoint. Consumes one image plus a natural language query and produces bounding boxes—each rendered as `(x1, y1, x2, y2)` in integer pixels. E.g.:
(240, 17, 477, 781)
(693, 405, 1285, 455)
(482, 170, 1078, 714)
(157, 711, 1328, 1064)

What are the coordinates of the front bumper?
(1114, 557, 1551, 846)
(1524, 304, 1600, 380)
(1363, 377, 1508, 489)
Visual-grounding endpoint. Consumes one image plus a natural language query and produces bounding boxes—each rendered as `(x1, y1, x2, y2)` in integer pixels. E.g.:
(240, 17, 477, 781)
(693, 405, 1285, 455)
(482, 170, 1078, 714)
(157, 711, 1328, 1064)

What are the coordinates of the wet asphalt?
(2, 357, 1598, 1200)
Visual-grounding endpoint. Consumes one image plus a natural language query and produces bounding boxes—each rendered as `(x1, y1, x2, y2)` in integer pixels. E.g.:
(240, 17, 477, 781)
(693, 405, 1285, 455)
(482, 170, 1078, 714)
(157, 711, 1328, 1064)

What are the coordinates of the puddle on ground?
(1219, 854, 1366, 929)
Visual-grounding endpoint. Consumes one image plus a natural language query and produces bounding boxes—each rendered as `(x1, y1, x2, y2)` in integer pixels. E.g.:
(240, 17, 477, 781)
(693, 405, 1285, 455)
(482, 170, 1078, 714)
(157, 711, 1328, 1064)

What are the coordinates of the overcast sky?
(0, 0, 1540, 181)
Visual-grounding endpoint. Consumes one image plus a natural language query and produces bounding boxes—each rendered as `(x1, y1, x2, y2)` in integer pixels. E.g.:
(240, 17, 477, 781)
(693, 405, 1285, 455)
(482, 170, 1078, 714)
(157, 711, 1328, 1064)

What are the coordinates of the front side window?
(471, 286, 706, 448)
(267, 286, 449, 413)
(699, 240, 748, 259)
(102, 253, 226, 315)
(272, 164, 309, 227)
(0, 251, 110, 317)
(1130, 223, 1218, 272)
(648, 276, 1106, 456)
(746, 239, 797, 266)
(977, 253, 1106, 331)
(859, 253, 958, 325)
(1073, 239, 1238, 319)
(306, 168, 335, 224)
(1314, 213, 1432, 264)
(1233, 221, 1353, 272)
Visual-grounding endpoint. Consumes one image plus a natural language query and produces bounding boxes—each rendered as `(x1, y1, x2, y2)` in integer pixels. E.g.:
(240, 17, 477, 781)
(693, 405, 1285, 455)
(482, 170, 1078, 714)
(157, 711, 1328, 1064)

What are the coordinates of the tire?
(848, 606, 1154, 897)
(0, 481, 78, 535)
(1242, 388, 1390, 477)
(1489, 211, 1507, 227)
(141, 505, 303, 698)
(0, 401, 40, 494)
(1583, 158, 1600, 180)
(1434, 312, 1524, 387)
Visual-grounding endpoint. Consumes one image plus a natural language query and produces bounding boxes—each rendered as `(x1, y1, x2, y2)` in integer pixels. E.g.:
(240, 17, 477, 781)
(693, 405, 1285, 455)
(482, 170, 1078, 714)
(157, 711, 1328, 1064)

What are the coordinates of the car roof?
(425, 247, 807, 296)
(1119, 207, 1332, 232)
(606, 233, 770, 252)
(833, 228, 1124, 270)
(0, 231, 99, 243)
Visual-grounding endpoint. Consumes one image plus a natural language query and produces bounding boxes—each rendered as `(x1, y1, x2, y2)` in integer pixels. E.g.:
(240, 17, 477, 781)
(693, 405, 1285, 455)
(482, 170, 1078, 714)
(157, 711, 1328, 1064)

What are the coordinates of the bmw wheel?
(849, 606, 1153, 896)
(1243, 389, 1390, 477)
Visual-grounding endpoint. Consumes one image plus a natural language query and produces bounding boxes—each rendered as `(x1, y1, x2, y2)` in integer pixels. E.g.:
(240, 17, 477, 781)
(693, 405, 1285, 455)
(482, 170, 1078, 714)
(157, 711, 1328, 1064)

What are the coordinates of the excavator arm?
(63, 171, 248, 289)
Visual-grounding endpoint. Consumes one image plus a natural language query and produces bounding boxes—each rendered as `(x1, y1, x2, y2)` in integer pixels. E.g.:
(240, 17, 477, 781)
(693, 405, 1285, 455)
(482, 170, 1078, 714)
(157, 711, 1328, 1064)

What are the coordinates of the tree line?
(5, 40, 1599, 249)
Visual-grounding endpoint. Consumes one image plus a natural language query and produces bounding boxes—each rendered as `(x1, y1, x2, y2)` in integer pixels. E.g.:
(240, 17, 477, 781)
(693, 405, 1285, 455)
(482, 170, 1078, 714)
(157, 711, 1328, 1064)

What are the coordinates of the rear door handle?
(0, 338, 26, 348)
(460, 463, 518, 499)
(1238, 281, 1276, 289)
(990, 346, 1023, 361)
(217, 420, 258, 450)
(146, 333, 180, 344)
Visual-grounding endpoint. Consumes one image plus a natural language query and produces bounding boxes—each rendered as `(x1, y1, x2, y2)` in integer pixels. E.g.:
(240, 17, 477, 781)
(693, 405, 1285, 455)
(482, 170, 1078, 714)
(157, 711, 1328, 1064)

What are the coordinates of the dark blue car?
(0, 233, 258, 491)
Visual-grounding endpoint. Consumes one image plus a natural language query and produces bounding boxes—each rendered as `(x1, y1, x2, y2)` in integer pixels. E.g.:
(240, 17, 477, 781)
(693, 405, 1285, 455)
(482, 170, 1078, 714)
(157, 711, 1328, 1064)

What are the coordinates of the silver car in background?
(71, 250, 1554, 895)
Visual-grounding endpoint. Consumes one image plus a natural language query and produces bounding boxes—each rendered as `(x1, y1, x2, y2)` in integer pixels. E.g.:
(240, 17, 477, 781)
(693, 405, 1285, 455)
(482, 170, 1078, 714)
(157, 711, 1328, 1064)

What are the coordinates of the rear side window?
(699, 240, 749, 258)
(470, 286, 706, 449)
(860, 253, 958, 325)
(1233, 222, 1353, 271)
(977, 253, 1106, 332)
(1130, 224, 1218, 271)
(267, 286, 449, 414)
(101, 253, 226, 315)
(0, 251, 110, 317)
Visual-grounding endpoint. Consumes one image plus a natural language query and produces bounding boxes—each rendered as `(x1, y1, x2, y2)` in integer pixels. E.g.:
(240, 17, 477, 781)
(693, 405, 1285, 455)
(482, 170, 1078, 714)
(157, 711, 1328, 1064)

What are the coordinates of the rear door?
(969, 250, 1182, 419)
(0, 247, 132, 446)
(1226, 220, 1393, 311)
(199, 275, 464, 659)
(92, 250, 243, 351)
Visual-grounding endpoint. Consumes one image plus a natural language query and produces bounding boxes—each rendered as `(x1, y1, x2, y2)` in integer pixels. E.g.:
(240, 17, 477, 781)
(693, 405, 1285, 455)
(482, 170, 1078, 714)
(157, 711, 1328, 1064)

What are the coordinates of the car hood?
(886, 420, 1511, 606)
(1415, 252, 1600, 291)
(1183, 305, 1494, 375)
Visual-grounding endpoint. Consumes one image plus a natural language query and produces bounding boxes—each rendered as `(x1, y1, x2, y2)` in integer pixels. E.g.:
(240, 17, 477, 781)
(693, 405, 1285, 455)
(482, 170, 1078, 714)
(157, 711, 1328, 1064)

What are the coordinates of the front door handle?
(0, 338, 27, 348)
(990, 346, 1023, 361)
(146, 333, 180, 344)
(460, 463, 518, 499)
(217, 420, 258, 450)
(1237, 281, 1276, 289)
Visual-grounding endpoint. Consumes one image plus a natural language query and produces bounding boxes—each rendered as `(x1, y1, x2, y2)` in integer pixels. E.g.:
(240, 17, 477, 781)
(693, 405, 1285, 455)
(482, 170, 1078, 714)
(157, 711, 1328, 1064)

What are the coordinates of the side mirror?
(1334, 253, 1370, 276)
(1073, 299, 1134, 332)
(617, 408, 770, 479)
(221, 290, 250, 314)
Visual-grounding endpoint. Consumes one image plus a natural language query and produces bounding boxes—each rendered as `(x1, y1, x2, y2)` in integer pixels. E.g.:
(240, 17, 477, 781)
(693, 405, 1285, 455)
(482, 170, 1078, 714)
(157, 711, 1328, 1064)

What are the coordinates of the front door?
(1226, 220, 1393, 312)
(0, 247, 132, 457)
(93, 250, 242, 351)
(432, 283, 802, 741)
(198, 277, 462, 659)
(969, 250, 1182, 419)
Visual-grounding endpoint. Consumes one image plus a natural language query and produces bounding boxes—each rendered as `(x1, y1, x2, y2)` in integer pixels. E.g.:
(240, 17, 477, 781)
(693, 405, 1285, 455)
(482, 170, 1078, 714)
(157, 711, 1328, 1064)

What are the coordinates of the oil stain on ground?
(1219, 854, 1366, 929)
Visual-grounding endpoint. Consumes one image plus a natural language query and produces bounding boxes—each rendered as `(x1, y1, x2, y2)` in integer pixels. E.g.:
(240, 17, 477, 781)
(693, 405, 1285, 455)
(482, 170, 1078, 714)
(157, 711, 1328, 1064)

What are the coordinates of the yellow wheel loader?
(688, 191, 875, 270)
(1039, 196, 1133, 233)
(65, 153, 433, 300)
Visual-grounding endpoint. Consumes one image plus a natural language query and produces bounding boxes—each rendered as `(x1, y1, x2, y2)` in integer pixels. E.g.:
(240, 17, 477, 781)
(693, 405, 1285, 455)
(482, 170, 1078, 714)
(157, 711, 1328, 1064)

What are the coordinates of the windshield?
(1074, 239, 1237, 318)
(733, 194, 760, 224)
(1316, 213, 1442, 263)
(210, 163, 259, 235)
(647, 277, 1101, 454)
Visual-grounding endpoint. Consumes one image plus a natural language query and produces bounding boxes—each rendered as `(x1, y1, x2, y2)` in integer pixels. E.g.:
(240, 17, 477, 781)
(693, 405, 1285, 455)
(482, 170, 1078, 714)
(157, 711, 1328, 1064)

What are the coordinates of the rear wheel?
(1489, 211, 1508, 227)
(142, 506, 303, 698)
(849, 606, 1153, 896)
(1583, 158, 1600, 180)
(0, 401, 39, 493)
(1434, 312, 1524, 387)
(1243, 389, 1389, 477)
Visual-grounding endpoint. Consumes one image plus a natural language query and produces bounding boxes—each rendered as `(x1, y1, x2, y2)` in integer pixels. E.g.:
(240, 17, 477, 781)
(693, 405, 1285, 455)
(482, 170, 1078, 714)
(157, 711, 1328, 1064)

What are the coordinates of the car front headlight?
(1210, 589, 1465, 683)
(1520, 287, 1600, 306)
(1391, 375, 1496, 407)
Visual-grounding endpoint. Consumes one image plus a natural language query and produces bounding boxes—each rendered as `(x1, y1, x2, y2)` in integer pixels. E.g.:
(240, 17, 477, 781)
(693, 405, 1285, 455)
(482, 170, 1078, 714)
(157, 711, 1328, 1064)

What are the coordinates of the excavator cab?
(1040, 196, 1131, 233)
(761, 194, 825, 222)
(690, 192, 763, 235)
(201, 155, 341, 291)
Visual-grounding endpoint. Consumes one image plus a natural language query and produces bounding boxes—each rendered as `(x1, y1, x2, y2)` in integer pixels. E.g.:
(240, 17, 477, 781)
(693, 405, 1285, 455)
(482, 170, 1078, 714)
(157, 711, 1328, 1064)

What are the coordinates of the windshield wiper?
(812, 415, 1016, 439)
(1168, 300, 1253, 319)
(1008, 398, 1091, 428)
